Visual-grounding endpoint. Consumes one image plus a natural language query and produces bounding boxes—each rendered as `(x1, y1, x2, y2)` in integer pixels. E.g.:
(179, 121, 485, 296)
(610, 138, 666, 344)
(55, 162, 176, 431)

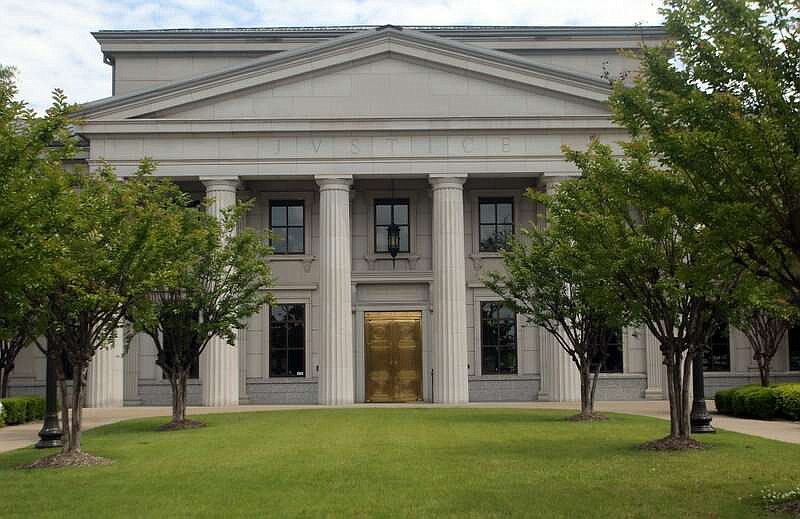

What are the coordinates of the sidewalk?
(1, 401, 797, 454)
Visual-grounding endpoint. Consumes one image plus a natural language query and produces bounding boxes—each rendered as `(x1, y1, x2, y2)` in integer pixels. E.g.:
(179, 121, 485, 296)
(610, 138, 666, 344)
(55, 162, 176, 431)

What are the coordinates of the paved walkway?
(1, 401, 797, 453)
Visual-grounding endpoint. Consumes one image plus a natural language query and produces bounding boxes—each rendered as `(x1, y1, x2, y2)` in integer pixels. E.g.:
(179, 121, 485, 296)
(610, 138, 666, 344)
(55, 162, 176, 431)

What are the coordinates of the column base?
(644, 389, 665, 400)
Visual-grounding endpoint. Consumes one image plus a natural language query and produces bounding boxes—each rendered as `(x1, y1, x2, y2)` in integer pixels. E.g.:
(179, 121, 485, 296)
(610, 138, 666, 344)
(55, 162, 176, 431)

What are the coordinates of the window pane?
(270, 352, 287, 377)
(376, 204, 391, 225)
(497, 320, 516, 345)
(272, 228, 287, 254)
(287, 227, 304, 253)
(481, 319, 497, 346)
(479, 203, 496, 224)
(375, 226, 388, 252)
(704, 325, 730, 372)
(288, 322, 304, 347)
(499, 348, 518, 374)
(288, 349, 305, 377)
(479, 225, 497, 252)
(497, 203, 513, 224)
(271, 305, 287, 323)
(394, 204, 408, 225)
(482, 348, 499, 374)
(271, 205, 287, 226)
(496, 225, 513, 248)
(481, 302, 497, 320)
(287, 205, 303, 226)
(270, 304, 305, 378)
(270, 324, 287, 348)
(399, 226, 409, 252)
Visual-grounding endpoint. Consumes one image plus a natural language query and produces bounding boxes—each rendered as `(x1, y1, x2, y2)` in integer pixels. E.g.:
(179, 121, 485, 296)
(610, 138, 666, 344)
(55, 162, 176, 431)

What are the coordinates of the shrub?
(774, 384, 800, 421)
(0, 396, 46, 425)
(714, 388, 735, 415)
(715, 383, 800, 421)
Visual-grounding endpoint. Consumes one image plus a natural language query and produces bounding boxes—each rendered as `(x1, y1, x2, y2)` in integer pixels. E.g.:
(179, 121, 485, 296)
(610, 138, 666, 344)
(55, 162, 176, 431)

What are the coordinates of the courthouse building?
(9, 25, 800, 406)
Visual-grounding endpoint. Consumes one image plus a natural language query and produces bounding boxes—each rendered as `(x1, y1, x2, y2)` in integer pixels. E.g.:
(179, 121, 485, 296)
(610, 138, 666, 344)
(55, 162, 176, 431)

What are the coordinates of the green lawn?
(1, 408, 798, 518)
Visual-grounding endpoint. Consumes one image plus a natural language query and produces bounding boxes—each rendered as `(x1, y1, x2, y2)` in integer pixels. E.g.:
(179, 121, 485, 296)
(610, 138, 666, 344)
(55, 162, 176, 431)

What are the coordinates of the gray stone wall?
(594, 376, 647, 401)
(468, 376, 539, 402)
(246, 380, 318, 404)
(137, 380, 203, 406)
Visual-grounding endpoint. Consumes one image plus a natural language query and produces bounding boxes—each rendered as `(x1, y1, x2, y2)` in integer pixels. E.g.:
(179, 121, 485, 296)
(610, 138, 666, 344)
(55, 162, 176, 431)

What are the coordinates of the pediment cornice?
(77, 26, 612, 121)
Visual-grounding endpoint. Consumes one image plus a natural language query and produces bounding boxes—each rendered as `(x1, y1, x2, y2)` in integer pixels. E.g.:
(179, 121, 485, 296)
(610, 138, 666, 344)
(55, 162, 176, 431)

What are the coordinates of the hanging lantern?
(387, 221, 401, 261)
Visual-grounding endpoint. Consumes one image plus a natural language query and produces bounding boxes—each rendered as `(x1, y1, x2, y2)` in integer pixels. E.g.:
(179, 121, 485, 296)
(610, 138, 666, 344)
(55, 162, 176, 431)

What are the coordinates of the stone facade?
(7, 25, 800, 405)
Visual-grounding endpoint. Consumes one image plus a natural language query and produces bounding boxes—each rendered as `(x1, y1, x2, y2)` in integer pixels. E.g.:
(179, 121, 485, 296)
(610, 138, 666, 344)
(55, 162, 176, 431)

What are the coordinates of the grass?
(1, 408, 798, 518)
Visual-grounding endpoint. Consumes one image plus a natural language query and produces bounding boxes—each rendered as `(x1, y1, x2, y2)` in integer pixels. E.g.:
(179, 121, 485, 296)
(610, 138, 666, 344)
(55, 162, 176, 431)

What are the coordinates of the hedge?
(0, 396, 46, 426)
(715, 384, 800, 421)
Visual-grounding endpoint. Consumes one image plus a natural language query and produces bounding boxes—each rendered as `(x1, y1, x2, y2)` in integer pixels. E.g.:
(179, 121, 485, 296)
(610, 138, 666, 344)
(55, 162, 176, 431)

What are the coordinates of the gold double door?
(365, 311, 423, 403)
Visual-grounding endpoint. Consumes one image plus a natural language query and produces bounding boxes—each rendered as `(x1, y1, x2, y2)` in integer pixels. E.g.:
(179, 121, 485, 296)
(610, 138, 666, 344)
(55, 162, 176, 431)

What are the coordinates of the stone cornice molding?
(77, 27, 612, 121)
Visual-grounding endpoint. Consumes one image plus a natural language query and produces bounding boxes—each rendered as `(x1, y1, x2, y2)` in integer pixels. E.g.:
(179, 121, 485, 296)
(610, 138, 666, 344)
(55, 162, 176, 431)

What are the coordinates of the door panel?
(365, 312, 422, 402)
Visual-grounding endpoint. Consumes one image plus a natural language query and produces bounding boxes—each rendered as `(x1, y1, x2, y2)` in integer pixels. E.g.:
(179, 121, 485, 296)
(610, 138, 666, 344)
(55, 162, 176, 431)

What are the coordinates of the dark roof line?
(93, 24, 666, 37)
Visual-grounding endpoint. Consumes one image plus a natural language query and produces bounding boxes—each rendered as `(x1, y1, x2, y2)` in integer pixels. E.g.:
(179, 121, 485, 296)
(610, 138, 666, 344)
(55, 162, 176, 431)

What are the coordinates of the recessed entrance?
(364, 311, 423, 403)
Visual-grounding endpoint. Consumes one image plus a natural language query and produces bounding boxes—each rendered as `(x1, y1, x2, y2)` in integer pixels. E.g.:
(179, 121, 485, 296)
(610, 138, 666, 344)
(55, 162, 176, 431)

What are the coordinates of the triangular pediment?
(78, 27, 612, 121)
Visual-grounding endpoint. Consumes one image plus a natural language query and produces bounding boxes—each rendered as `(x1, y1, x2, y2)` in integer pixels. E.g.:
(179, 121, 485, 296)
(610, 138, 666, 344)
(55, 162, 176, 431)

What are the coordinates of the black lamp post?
(690, 350, 715, 434)
(36, 351, 63, 449)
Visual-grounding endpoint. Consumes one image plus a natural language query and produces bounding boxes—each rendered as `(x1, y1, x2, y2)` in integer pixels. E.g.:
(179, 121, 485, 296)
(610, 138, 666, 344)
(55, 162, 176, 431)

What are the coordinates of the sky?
(0, 0, 664, 112)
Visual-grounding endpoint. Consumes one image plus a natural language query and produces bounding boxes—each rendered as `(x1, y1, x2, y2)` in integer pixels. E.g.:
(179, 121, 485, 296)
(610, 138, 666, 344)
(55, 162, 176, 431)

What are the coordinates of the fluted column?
(538, 328, 580, 401)
(537, 177, 580, 401)
(200, 177, 240, 407)
(316, 175, 355, 405)
(123, 331, 140, 405)
(644, 327, 667, 400)
(430, 174, 469, 404)
(86, 326, 124, 407)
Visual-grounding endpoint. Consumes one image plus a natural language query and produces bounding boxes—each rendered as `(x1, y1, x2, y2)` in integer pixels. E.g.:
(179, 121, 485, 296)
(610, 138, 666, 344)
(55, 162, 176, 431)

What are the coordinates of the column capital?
(200, 176, 241, 192)
(315, 174, 353, 190)
(429, 174, 467, 189)
(539, 175, 574, 194)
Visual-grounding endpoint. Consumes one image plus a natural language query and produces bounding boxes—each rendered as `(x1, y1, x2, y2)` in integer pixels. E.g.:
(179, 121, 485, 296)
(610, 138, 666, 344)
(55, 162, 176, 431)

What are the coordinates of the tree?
(558, 140, 738, 443)
(42, 162, 187, 455)
(611, 0, 800, 307)
(127, 202, 273, 428)
(0, 65, 74, 397)
(485, 193, 628, 419)
(729, 276, 797, 386)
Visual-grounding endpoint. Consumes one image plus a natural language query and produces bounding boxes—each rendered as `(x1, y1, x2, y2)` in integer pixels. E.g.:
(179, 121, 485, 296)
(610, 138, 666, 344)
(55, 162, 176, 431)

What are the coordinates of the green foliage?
(773, 384, 800, 420)
(484, 187, 630, 414)
(0, 396, 45, 425)
(610, 0, 800, 305)
(0, 65, 75, 349)
(715, 384, 800, 420)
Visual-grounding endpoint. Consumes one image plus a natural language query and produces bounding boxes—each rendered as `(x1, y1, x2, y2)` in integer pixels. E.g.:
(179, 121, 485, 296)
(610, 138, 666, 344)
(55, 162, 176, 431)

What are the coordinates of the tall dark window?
(704, 325, 731, 372)
(270, 201, 304, 254)
(593, 326, 624, 373)
(374, 199, 409, 253)
(480, 302, 517, 375)
(270, 304, 306, 377)
(789, 326, 800, 371)
(479, 198, 514, 252)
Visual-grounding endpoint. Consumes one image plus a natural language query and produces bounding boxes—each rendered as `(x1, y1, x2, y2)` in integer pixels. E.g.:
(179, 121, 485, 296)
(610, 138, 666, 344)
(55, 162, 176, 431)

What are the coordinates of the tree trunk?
(0, 366, 10, 398)
(65, 365, 86, 453)
(579, 364, 592, 418)
(665, 348, 692, 440)
(169, 371, 188, 423)
(758, 359, 771, 387)
(58, 376, 71, 451)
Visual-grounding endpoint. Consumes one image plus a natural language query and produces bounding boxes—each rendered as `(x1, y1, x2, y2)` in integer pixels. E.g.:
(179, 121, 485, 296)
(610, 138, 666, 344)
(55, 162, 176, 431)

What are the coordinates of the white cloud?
(0, 0, 663, 112)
